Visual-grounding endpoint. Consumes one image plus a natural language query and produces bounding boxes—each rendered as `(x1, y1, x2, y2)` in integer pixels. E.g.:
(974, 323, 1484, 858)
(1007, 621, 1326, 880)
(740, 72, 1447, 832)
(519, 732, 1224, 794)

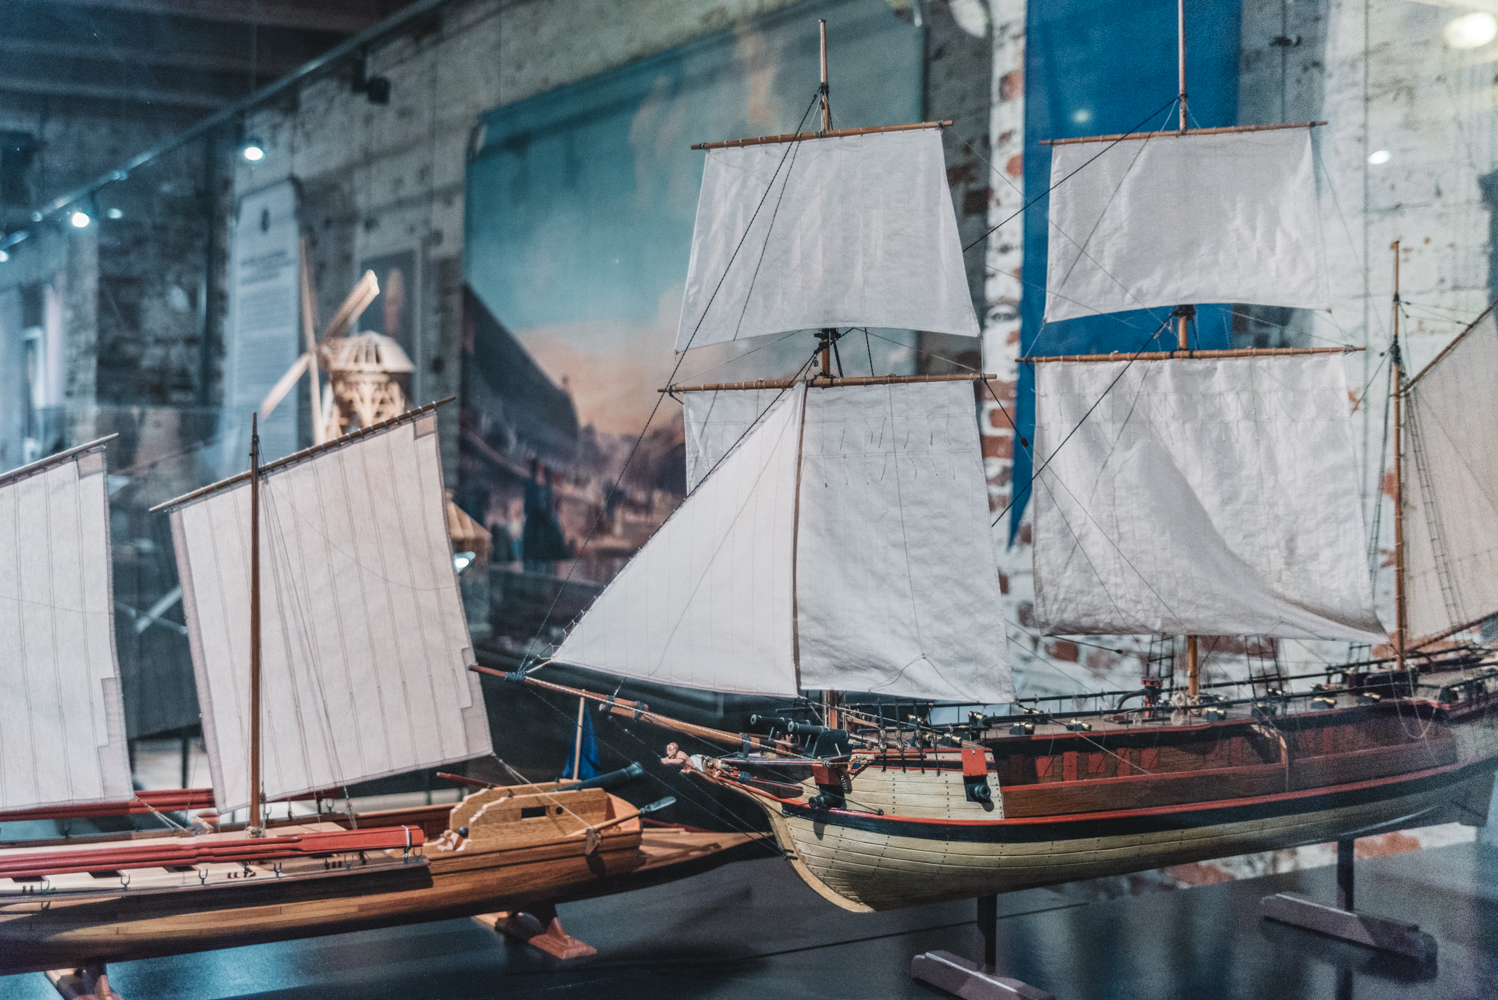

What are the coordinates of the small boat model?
(498, 22, 1498, 914)
(0, 405, 757, 980)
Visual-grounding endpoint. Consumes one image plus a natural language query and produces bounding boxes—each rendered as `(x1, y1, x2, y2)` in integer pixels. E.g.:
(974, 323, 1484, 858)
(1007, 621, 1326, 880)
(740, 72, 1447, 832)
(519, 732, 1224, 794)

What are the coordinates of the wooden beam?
(0, 37, 306, 78)
(692, 120, 952, 151)
(1023, 346, 1360, 363)
(1039, 121, 1326, 146)
(0, 75, 226, 110)
(39, 0, 395, 34)
(661, 372, 997, 394)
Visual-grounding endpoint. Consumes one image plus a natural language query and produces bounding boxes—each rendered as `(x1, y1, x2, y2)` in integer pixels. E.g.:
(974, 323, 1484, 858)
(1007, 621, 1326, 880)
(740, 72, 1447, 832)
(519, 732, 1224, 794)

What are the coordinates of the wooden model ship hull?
(706, 676, 1498, 912)
(0, 786, 757, 973)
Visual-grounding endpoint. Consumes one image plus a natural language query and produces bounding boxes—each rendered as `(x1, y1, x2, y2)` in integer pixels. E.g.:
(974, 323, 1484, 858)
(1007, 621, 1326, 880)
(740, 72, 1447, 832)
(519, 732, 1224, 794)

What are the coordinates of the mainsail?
(1031, 355, 1385, 640)
(676, 128, 978, 350)
(1044, 128, 1330, 323)
(1403, 307, 1498, 639)
(165, 408, 490, 811)
(0, 440, 133, 811)
(558, 380, 1013, 703)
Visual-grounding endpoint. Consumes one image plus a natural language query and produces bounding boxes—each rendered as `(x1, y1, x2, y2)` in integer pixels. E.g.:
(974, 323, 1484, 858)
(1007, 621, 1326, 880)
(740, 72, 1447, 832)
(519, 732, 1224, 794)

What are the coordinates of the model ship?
(0, 402, 755, 982)
(493, 23, 1498, 914)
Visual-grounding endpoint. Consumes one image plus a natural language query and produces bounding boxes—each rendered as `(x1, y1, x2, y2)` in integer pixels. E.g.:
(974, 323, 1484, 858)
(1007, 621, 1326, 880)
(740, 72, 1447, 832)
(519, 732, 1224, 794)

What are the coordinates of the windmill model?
(260, 237, 415, 443)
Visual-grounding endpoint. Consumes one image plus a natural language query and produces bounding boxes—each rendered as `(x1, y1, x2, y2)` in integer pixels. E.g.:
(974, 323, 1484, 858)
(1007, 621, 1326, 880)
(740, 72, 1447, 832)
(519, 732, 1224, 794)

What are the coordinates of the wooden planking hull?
(731, 757, 1497, 912)
(0, 827, 644, 974)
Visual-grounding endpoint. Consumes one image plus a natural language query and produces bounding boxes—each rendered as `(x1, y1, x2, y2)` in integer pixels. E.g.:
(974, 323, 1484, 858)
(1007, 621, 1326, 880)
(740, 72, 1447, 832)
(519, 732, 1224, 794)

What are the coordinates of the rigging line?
(1228, 307, 1361, 349)
(537, 351, 819, 651)
(518, 91, 822, 669)
(960, 95, 1181, 254)
(676, 328, 802, 384)
(864, 329, 875, 375)
(1312, 147, 1385, 341)
(989, 315, 1174, 528)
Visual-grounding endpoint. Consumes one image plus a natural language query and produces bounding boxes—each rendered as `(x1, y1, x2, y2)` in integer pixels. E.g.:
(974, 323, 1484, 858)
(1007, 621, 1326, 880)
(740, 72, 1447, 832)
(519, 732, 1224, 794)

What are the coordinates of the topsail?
(1044, 128, 1330, 323)
(676, 128, 978, 350)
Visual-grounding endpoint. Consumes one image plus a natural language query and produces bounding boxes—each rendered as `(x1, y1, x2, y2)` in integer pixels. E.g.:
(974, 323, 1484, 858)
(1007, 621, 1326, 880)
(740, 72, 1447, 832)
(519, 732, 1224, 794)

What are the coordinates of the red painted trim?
(0, 825, 424, 879)
(0, 788, 216, 823)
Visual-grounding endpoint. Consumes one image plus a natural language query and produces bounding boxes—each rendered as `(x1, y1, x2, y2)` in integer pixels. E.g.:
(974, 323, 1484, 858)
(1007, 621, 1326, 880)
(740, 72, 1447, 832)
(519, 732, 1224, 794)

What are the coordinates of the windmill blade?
(298, 235, 326, 444)
(260, 352, 312, 418)
(321, 270, 380, 343)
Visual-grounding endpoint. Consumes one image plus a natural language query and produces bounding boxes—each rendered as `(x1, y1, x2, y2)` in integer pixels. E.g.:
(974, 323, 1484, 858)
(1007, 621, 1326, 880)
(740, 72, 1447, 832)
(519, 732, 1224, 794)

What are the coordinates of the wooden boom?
(1039, 121, 1326, 146)
(1024, 346, 1360, 363)
(691, 120, 952, 151)
(663, 372, 997, 394)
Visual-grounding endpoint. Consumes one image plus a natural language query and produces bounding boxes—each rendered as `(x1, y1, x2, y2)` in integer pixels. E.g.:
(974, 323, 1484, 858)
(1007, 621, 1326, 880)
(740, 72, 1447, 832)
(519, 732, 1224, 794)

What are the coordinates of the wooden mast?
(1391, 241, 1407, 673)
(1174, 0, 1201, 701)
(248, 414, 264, 836)
(816, 17, 840, 732)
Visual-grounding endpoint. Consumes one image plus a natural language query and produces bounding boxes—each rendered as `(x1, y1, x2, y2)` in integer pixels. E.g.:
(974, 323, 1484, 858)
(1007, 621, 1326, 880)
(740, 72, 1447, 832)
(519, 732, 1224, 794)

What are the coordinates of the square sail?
(1044, 128, 1330, 323)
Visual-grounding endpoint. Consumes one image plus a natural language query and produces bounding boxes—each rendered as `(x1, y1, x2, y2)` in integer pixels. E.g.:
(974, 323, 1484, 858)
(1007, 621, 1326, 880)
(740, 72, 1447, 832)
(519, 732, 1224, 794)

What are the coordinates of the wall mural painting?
(461, 0, 925, 637)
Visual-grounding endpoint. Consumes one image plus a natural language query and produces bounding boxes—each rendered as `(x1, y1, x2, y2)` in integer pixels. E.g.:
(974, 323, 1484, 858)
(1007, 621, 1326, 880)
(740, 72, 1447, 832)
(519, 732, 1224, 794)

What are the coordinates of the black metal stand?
(910, 895, 1054, 1000)
(1259, 838, 1437, 961)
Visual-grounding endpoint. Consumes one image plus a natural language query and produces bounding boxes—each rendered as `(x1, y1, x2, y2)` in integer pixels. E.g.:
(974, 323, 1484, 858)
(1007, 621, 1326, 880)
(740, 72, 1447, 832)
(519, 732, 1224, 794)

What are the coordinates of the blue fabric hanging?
(562, 703, 601, 780)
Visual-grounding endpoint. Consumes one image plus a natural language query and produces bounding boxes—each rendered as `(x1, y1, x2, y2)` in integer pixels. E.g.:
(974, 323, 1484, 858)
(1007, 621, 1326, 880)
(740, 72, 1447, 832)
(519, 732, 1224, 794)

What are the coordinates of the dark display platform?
(4, 842, 1494, 999)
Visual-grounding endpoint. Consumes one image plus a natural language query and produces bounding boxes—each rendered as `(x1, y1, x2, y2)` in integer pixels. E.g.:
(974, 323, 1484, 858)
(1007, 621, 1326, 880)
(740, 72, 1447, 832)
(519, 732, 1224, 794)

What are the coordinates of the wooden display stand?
(1259, 839, 1437, 961)
(475, 902, 598, 960)
(910, 895, 1054, 1000)
(45, 965, 121, 999)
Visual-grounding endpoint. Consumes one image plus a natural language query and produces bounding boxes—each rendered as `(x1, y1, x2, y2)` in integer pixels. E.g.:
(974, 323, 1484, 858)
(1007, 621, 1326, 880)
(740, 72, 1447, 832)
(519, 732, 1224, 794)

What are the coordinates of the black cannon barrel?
(572, 762, 645, 791)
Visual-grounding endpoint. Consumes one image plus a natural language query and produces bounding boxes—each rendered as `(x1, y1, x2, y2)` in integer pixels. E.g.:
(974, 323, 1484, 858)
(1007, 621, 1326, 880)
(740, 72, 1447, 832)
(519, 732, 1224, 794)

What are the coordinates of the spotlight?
(106, 207, 123, 220)
(0, 249, 8, 263)
(1367, 149, 1391, 165)
(1445, 12, 1497, 50)
(1072, 108, 1093, 125)
(70, 210, 91, 228)
(241, 139, 266, 162)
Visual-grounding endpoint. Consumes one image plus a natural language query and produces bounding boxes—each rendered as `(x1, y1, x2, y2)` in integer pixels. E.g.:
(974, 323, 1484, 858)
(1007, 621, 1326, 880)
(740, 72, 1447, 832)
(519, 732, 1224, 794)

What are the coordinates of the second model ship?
(505, 26, 1498, 913)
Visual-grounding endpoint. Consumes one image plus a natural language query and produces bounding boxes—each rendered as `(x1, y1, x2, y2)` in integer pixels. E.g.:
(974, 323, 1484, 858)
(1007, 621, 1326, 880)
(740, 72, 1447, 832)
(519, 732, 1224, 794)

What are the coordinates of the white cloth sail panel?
(1032, 357, 1385, 640)
(683, 388, 785, 492)
(796, 382, 1014, 702)
(676, 129, 979, 351)
(556, 389, 803, 696)
(171, 413, 490, 812)
(1404, 313, 1498, 638)
(1044, 129, 1330, 323)
(0, 444, 132, 811)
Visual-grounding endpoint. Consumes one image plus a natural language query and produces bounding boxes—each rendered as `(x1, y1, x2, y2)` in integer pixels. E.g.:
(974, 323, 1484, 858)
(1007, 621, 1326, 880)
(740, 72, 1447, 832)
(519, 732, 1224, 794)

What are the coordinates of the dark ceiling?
(1, 0, 418, 113)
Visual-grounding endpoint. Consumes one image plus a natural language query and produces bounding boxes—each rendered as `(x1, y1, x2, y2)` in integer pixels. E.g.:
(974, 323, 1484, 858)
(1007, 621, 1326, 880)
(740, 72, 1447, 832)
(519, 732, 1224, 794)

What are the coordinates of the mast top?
(151, 397, 454, 512)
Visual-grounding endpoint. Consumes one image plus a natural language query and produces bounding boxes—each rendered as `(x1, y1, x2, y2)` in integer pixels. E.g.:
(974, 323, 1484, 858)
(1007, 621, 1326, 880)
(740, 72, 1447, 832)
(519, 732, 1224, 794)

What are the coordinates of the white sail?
(1044, 129, 1330, 323)
(0, 442, 132, 811)
(1032, 356, 1385, 640)
(796, 382, 1013, 703)
(1404, 310, 1498, 639)
(556, 388, 804, 696)
(683, 388, 784, 492)
(559, 381, 1014, 703)
(676, 128, 979, 351)
(169, 411, 490, 812)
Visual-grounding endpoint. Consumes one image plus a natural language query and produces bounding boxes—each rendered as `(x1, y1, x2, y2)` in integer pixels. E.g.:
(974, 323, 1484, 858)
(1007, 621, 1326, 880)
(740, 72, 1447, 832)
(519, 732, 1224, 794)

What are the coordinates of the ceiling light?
(1445, 12, 1497, 49)
(70, 210, 91, 228)
(0, 249, 8, 263)
(1367, 149, 1391, 165)
(1072, 108, 1093, 125)
(106, 207, 123, 220)
(241, 139, 266, 162)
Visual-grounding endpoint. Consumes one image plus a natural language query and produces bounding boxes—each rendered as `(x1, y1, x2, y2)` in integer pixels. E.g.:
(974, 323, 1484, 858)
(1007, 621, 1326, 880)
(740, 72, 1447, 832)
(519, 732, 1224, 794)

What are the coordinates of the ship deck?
(6, 837, 1493, 998)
